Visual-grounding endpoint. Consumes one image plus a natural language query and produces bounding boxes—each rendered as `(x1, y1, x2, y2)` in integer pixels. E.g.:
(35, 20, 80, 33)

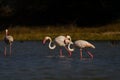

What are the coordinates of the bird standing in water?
(68, 40, 95, 60)
(4, 29, 14, 56)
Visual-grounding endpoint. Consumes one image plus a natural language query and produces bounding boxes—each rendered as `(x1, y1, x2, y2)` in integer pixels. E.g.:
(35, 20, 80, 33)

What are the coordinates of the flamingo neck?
(47, 37, 56, 49)
(5, 31, 8, 36)
(68, 42, 74, 52)
(49, 41, 56, 49)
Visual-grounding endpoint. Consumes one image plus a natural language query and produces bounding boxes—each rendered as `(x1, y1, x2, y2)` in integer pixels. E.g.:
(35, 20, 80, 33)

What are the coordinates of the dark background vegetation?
(0, 0, 120, 28)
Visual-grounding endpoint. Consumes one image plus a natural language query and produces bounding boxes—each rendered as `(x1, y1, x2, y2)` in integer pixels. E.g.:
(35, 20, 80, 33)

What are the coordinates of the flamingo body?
(54, 36, 67, 46)
(74, 40, 95, 49)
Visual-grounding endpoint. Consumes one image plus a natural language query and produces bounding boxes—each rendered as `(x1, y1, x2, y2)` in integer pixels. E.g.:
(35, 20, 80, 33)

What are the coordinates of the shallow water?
(0, 41, 120, 80)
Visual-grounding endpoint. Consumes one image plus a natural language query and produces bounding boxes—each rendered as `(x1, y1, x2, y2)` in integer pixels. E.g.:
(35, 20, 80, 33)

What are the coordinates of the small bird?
(68, 40, 95, 60)
(43, 35, 73, 57)
(4, 29, 14, 56)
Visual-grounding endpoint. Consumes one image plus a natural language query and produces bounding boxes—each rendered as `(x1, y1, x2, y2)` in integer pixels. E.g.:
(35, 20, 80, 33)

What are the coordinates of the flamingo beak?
(42, 39, 46, 44)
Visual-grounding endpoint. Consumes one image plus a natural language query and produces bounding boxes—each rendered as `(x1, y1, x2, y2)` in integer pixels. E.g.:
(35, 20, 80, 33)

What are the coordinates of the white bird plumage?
(4, 29, 14, 56)
(68, 40, 95, 59)
(74, 40, 95, 49)
(43, 35, 72, 57)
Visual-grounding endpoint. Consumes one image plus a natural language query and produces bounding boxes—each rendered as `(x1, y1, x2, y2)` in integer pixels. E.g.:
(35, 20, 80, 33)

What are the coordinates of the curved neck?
(47, 37, 56, 49)
(68, 42, 74, 52)
(5, 30, 8, 36)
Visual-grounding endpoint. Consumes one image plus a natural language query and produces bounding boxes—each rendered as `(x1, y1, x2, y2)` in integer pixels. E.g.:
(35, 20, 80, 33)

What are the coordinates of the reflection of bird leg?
(87, 51, 93, 59)
(4, 46, 6, 56)
(64, 46, 72, 57)
(60, 48, 63, 56)
(85, 49, 93, 59)
(80, 49, 83, 60)
(10, 43, 12, 56)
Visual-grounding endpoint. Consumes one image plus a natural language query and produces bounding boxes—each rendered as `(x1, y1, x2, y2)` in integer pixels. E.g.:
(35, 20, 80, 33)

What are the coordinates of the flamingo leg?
(60, 48, 63, 56)
(85, 49, 93, 59)
(10, 44, 12, 56)
(80, 49, 83, 60)
(64, 46, 72, 57)
(4, 46, 6, 56)
(87, 51, 93, 59)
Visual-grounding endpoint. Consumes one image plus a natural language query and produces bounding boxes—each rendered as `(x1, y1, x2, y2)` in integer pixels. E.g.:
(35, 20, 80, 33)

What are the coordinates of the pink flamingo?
(43, 35, 73, 57)
(4, 29, 14, 56)
(68, 40, 95, 60)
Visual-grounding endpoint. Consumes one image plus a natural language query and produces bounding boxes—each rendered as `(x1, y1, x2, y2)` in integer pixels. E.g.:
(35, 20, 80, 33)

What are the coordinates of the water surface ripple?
(0, 41, 119, 80)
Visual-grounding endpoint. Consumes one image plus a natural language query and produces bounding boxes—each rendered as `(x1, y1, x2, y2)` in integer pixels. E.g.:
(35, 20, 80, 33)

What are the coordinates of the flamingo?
(68, 40, 95, 60)
(4, 29, 14, 56)
(43, 35, 73, 57)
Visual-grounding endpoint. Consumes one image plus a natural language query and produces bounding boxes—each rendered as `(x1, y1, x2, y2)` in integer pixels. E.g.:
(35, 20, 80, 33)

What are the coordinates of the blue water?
(0, 41, 120, 80)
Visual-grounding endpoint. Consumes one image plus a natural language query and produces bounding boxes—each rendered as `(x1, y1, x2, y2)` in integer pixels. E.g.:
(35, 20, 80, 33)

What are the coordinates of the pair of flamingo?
(43, 35, 73, 57)
(43, 36, 95, 59)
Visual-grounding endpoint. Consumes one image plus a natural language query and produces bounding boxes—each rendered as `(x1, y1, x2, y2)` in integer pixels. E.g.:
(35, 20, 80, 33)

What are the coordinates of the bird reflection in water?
(109, 40, 119, 47)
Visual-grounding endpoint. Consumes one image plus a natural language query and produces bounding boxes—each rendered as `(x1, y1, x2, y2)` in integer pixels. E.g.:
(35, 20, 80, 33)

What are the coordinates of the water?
(0, 41, 120, 80)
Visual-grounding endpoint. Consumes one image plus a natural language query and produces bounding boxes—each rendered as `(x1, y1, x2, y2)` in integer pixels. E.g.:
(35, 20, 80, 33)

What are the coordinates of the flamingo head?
(64, 38, 71, 45)
(64, 35, 72, 45)
(5, 29, 8, 35)
(6, 29, 8, 32)
(66, 35, 71, 41)
(43, 36, 51, 44)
